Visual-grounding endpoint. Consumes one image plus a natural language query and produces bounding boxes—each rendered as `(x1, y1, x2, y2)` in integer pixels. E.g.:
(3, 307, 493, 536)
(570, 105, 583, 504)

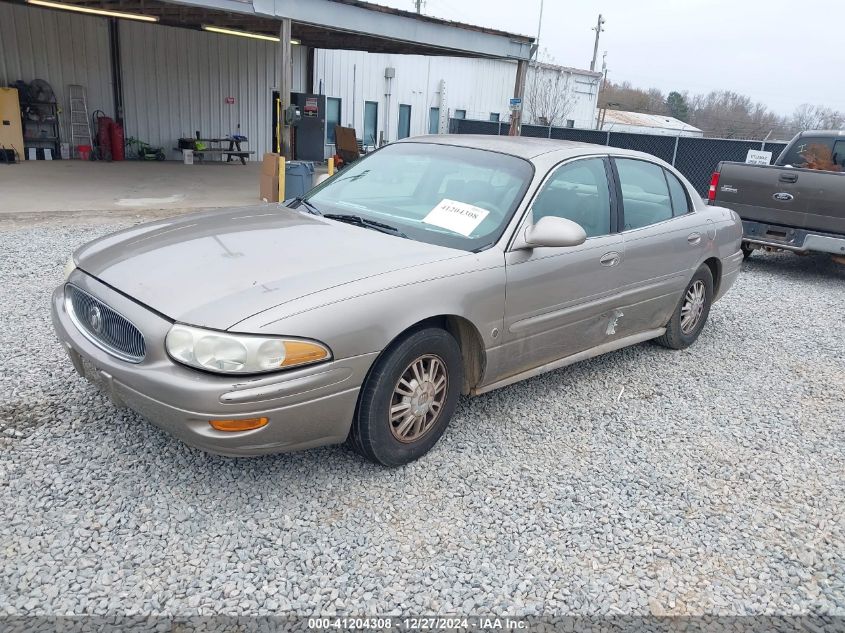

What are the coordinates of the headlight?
(63, 256, 76, 281)
(165, 324, 331, 374)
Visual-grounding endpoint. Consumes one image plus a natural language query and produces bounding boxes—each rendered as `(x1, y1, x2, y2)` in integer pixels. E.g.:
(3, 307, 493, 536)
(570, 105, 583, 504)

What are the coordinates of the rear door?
(502, 157, 624, 373)
(611, 158, 705, 335)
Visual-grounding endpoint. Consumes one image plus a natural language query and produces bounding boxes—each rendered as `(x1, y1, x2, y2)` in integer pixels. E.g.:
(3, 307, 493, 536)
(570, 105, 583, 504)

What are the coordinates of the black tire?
(741, 243, 755, 259)
(349, 327, 463, 466)
(655, 264, 714, 350)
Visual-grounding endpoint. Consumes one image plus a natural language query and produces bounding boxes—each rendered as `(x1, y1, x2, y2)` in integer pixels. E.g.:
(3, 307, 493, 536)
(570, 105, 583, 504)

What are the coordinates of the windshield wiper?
(290, 197, 322, 215)
(323, 213, 408, 239)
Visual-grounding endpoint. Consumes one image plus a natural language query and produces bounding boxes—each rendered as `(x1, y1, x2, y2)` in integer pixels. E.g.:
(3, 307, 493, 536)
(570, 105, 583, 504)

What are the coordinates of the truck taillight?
(707, 171, 720, 203)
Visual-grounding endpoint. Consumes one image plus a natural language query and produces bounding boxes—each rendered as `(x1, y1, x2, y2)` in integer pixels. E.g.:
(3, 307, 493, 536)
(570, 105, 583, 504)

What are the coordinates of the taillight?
(707, 171, 720, 203)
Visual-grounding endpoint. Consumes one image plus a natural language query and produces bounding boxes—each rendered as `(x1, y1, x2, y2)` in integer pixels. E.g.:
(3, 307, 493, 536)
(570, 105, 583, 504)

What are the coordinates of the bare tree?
(524, 50, 576, 127)
(791, 104, 845, 131)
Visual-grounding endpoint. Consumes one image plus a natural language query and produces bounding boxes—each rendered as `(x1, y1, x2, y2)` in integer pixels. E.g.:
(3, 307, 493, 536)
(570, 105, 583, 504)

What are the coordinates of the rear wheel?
(349, 327, 462, 466)
(741, 242, 755, 259)
(655, 265, 714, 350)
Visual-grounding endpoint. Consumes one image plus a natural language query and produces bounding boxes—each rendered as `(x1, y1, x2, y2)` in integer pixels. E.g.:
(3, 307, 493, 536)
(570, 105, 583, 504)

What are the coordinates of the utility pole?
(589, 14, 605, 72)
(414, 0, 423, 14)
(534, 0, 544, 61)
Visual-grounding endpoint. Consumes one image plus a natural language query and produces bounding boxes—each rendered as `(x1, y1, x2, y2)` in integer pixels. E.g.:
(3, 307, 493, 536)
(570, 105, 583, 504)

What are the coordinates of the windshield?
(305, 142, 534, 251)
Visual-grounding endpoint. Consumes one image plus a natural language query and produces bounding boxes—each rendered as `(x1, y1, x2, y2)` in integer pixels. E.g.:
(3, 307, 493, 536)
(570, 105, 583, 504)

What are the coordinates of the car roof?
(399, 134, 643, 161)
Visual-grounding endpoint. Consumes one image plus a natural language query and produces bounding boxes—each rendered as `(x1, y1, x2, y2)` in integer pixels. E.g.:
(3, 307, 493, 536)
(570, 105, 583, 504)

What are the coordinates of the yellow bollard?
(278, 156, 285, 202)
(327, 157, 334, 177)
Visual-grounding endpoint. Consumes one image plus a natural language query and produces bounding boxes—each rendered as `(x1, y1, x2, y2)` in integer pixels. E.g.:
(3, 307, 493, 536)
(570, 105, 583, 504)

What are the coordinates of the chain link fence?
(448, 118, 789, 197)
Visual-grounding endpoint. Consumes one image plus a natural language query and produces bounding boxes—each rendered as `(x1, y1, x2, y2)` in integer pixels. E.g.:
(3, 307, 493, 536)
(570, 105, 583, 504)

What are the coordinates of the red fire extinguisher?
(110, 120, 125, 161)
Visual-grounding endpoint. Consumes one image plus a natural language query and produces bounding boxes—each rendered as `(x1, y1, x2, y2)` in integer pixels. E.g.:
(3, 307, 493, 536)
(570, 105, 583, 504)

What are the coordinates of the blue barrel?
(284, 161, 315, 199)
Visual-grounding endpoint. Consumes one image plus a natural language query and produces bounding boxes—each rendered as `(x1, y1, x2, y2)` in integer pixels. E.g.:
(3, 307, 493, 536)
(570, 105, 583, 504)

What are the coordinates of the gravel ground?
(1, 217, 843, 618)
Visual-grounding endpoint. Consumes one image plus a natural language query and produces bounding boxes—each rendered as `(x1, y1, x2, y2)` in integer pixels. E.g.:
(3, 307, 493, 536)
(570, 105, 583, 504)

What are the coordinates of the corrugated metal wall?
(120, 21, 307, 159)
(314, 49, 600, 154)
(0, 2, 113, 146)
(314, 49, 517, 150)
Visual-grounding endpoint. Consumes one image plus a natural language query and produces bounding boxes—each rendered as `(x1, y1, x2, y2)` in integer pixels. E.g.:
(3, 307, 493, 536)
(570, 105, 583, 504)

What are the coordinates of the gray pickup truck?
(709, 130, 845, 262)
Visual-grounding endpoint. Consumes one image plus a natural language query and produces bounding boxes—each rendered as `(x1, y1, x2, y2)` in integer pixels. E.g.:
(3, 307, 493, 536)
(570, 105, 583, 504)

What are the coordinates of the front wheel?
(349, 327, 463, 466)
(655, 264, 714, 350)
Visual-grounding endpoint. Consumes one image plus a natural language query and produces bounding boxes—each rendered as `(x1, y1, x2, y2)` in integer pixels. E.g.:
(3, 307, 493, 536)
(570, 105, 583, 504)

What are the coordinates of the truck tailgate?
(714, 162, 845, 234)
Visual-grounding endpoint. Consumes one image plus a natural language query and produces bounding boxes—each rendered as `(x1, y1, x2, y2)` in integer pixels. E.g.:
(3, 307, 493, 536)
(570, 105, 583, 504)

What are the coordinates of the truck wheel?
(741, 243, 755, 259)
(655, 265, 714, 350)
(349, 328, 463, 467)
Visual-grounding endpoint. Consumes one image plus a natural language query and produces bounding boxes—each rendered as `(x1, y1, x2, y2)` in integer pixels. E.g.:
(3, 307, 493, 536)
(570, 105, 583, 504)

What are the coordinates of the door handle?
(779, 173, 798, 183)
(599, 251, 620, 267)
(687, 232, 702, 245)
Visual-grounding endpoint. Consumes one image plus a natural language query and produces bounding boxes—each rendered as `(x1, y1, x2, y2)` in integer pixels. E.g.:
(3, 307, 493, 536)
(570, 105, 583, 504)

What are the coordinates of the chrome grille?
(65, 284, 146, 363)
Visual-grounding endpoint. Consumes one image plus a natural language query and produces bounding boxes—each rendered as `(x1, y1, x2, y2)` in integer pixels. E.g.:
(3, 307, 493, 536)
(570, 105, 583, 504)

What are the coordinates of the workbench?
(176, 137, 255, 164)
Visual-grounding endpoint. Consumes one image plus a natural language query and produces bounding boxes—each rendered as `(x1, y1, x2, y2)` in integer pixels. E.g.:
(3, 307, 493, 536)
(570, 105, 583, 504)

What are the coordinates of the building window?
(326, 97, 341, 144)
(566, 119, 575, 128)
(454, 109, 466, 119)
(429, 107, 440, 134)
(364, 101, 378, 147)
(398, 104, 411, 140)
(489, 113, 500, 122)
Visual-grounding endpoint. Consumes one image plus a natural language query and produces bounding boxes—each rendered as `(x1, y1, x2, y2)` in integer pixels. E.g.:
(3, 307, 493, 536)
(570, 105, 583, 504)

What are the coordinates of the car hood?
(75, 205, 465, 330)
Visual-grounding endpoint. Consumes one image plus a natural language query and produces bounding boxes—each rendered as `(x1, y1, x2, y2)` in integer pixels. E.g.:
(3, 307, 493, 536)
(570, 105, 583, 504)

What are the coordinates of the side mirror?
(515, 215, 587, 250)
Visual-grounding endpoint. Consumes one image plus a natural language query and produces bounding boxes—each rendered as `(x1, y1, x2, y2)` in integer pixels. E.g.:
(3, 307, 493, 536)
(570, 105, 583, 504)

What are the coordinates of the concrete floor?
(0, 159, 293, 215)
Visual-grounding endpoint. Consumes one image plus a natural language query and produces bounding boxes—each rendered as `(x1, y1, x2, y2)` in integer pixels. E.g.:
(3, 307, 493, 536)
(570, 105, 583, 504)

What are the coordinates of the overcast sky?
(376, 0, 843, 116)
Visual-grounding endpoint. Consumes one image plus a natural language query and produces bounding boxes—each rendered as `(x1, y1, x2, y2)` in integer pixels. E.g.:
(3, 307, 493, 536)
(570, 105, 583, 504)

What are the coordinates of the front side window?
(326, 97, 341, 145)
(531, 158, 611, 238)
(615, 158, 673, 230)
(832, 140, 845, 171)
(305, 142, 533, 252)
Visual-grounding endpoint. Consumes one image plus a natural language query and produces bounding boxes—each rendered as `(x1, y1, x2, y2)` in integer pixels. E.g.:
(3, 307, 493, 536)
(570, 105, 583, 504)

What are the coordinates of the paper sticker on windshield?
(422, 199, 489, 236)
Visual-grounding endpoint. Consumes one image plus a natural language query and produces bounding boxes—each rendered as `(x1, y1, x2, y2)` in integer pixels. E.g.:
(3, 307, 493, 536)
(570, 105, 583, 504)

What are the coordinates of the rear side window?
(665, 170, 691, 215)
(615, 159, 673, 230)
(779, 137, 836, 169)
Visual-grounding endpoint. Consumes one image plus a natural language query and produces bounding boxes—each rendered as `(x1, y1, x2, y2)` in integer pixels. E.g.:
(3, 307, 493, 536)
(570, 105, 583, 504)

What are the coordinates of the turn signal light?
(280, 341, 330, 367)
(209, 417, 268, 432)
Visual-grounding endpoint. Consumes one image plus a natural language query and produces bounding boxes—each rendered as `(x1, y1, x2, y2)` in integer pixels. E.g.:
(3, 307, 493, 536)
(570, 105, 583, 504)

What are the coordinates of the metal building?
(599, 110, 703, 137)
(1, 0, 543, 161)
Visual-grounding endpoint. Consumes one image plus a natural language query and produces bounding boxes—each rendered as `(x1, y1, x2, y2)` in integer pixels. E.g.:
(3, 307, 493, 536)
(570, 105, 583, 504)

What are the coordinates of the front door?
(502, 157, 624, 374)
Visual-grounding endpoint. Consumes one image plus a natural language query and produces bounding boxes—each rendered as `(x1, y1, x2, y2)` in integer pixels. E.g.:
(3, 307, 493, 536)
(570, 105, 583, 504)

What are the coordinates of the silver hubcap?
(389, 354, 448, 443)
(681, 280, 706, 334)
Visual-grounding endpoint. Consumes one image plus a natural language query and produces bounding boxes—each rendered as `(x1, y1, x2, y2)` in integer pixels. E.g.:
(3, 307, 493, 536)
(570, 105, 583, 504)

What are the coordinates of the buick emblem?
(87, 305, 103, 334)
(773, 192, 794, 202)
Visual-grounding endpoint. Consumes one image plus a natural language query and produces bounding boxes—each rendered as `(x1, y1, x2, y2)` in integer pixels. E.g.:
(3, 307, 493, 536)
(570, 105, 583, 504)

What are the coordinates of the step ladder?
(68, 84, 92, 158)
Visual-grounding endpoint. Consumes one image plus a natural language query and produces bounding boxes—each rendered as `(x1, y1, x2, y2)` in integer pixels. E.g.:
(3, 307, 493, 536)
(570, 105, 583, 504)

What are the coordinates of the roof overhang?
(21, 0, 534, 59)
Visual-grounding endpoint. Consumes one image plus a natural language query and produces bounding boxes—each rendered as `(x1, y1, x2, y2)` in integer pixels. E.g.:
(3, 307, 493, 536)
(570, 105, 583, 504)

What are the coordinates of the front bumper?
(742, 220, 845, 256)
(51, 272, 377, 456)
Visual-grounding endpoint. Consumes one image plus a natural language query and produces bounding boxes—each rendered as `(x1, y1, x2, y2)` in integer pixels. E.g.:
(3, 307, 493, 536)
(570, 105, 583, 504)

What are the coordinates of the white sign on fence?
(745, 149, 773, 165)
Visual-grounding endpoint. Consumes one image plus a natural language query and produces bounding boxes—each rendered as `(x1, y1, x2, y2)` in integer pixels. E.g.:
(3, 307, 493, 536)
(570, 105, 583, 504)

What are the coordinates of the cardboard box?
(260, 153, 281, 202)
